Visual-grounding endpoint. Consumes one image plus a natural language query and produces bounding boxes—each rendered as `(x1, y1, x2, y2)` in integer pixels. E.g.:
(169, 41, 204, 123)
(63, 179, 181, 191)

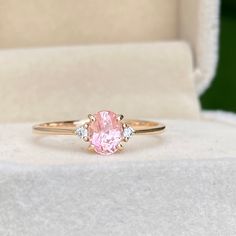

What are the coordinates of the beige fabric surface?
(0, 42, 200, 122)
(0, 119, 235, 165)
(0, 0, 219, 94)
(0, 0, 177, 48)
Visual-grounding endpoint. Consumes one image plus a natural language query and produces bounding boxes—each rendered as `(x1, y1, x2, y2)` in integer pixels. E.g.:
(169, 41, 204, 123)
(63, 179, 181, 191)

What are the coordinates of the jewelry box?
(0, 0, 236, 235)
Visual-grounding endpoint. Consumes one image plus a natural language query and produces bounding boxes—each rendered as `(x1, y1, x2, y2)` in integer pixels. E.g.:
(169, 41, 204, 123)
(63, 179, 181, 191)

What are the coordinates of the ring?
(33, 110, 166, 156)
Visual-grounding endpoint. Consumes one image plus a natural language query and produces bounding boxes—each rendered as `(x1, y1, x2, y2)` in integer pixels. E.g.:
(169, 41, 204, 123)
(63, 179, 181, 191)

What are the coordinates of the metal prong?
(84, 123, 89, 129)
(117, 143, 124, 151)
(88, 144, 95, 152)
(123, 137, 129, 142)
(83, 137, 89, 142)
(88, 114, 96, 122)
(122, 123, 128, 128)
(117, 114, 124, 121)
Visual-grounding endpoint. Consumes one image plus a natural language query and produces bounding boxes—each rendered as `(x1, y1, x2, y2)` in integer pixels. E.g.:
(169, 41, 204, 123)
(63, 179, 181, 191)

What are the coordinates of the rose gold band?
(33, 119, 166, 135)
(33, 111, 166, 155)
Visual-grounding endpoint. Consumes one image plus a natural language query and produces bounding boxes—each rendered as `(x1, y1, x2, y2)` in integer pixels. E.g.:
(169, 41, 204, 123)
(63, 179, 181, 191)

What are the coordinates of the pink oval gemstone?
(88, 111, 123, 155)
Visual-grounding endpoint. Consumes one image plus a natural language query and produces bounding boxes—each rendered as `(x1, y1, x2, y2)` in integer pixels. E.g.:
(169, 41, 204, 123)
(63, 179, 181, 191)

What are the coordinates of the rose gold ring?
(33, 110, 166, 155)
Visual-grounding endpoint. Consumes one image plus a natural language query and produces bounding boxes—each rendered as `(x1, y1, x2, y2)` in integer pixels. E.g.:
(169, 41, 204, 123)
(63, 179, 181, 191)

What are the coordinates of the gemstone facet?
(88, 110, 123, 155)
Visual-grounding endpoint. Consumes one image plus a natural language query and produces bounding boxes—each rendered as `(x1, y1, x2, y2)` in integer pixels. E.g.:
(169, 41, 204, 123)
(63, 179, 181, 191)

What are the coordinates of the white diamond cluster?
(76, 126, 88, 139)
(123, 126, 134, 139)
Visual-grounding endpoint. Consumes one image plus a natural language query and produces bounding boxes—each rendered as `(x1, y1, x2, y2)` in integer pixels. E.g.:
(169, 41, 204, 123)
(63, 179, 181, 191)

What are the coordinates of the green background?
(201, 0, 236, 112)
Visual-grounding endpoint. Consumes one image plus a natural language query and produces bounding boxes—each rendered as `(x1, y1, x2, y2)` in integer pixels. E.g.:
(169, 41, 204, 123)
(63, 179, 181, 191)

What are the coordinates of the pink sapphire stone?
(88, 111, 123, 155)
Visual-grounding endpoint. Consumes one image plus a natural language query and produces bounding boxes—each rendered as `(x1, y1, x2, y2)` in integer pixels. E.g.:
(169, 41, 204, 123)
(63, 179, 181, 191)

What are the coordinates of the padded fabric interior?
(0, 0, 220, 94)
(0, 43, 199, 122)
(1, 158, 236, 236)
(0, 0, 178, 48)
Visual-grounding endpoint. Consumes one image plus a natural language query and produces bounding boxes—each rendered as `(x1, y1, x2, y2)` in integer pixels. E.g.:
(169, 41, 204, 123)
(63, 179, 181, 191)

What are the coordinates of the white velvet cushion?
(0, 43, 199, 122)
(1, 159, 236, 236)
(0, 118, 236, 235)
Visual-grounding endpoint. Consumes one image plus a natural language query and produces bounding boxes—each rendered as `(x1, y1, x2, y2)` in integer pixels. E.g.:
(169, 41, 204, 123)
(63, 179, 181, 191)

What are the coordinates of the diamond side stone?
(76, 126, 88, 139)
(123, 127, 134, 139)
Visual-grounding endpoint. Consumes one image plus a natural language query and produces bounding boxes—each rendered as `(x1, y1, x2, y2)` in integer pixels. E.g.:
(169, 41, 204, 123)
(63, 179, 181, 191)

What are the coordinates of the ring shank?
(33, 119, 165, 135)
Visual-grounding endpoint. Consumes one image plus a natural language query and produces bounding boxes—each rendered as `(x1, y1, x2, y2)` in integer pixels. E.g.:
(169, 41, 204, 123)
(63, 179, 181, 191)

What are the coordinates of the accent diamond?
(123, 126, 134, 139)
(76, 126, 88, 139)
